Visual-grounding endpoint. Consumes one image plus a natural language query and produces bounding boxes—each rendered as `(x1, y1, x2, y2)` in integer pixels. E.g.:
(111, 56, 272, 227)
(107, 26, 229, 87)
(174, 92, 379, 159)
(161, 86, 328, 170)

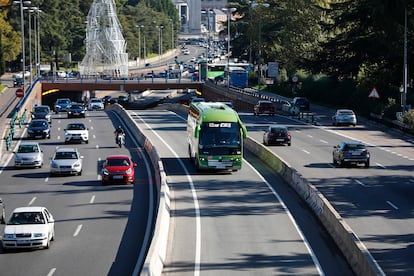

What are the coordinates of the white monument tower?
(79, 0, 128, 77)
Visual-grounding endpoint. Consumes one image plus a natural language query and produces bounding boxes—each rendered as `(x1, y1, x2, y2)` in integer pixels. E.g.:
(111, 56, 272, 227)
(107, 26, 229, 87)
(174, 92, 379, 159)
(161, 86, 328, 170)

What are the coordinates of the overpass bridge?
(41, 78, 204, 94)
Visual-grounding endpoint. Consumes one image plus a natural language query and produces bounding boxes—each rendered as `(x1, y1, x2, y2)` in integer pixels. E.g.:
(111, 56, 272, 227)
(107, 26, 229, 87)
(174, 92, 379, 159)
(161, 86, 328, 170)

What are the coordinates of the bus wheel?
(194, 154, 200, 170)
(188, 145, 192, 160)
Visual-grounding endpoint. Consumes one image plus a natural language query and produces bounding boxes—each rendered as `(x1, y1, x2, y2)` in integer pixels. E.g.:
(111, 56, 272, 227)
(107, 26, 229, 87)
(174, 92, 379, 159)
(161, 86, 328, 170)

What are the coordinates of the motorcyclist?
(114, 125, 125, 143)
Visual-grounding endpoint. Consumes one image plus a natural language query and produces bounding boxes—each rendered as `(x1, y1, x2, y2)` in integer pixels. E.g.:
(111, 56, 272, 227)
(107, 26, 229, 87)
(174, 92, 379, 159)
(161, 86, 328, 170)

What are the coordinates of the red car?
(101, 155, 137, 185)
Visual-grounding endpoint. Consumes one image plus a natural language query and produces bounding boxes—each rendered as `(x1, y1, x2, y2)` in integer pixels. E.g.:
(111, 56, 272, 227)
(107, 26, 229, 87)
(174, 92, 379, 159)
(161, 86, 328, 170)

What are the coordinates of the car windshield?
(260, 102, 272, 107)
(339, 111, 354, 115)
(17, 145, 39, 153)
(271, 128, 287, 135)
(8, 211, 45, 225)
(55, 152, 78, 159)
(57, 99, 70, 104)
(67, 124, 86, 130)
(31, 121, 47, 127)
(34, 107, 49, 113)
(106, 158, 130, 166)
(344, 144, 365, 150)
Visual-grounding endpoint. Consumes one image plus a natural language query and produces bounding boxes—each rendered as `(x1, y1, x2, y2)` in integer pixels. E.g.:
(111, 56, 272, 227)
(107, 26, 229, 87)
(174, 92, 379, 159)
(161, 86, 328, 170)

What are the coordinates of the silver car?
(14, 142, 44, 168)
(50, 148, 83, 176)
(332, 109, 357, 126)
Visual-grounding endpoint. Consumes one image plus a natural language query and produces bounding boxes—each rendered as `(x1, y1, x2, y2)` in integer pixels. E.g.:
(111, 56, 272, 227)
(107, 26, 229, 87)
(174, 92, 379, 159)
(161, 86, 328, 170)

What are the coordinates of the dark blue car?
(54, 98, 71, 113)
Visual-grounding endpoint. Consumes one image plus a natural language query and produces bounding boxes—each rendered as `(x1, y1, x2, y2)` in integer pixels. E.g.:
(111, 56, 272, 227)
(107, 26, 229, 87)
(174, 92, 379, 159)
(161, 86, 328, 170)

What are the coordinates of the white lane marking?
(57, 135, 61, 140)
(89, 195, 95, 204)
(376, 163, 386, 169)
(73, 224, 83, 237)
(302, 149, 311, 155)
(307, 134, 313, 138)
(320, 139, 328, 144)
(131, 111, 201, 276)
(386, 201, 399, 210)
(46, 268, 56, 276)
(28, 197, 36, 206)
(93, 134, 96, 139)
(45, 176, 49, 182)
(95, 145, 99, 149)
(354, 179, 366, 187)
(246, 161, 324, 275)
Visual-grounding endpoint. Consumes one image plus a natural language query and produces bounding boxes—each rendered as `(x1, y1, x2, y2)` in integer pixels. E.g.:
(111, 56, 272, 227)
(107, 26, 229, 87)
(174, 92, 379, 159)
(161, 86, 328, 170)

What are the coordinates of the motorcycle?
(116, 133, 125, 148)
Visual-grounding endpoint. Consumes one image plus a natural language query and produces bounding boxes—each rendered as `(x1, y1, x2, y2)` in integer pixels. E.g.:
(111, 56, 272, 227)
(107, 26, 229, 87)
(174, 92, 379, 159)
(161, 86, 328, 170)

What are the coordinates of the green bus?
(187, 102, 247, 171)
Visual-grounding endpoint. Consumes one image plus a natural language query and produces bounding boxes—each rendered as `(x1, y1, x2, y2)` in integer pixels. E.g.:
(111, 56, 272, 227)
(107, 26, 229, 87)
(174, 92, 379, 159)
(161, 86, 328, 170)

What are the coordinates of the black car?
(263, 125, 291, 146)
(292, 97, 310, 111)
(67, 103, 86, 118)
(333, 141, 370, 168)
(31, 105, 52, 124)
(27, 119, 51, 139)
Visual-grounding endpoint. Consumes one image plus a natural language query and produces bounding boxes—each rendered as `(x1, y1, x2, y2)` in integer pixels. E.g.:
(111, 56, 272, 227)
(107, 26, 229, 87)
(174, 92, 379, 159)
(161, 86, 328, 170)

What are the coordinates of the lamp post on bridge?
(223, 7, 237, 91)
(13, 0, 32, 90)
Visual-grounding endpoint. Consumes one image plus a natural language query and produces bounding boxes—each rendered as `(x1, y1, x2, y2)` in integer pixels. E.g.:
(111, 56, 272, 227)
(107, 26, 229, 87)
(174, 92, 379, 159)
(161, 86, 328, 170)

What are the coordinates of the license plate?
(276, 139, 285, 142)
(113, 175, 123, 179)
(351, 152, 360, 155)
(17, 240, 30, 244)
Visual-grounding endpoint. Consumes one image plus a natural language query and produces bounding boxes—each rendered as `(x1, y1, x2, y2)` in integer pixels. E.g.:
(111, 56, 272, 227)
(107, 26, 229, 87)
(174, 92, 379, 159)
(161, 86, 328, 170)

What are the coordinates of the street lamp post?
(402, 7, 408, 113)
(157, 25, 164, 61)
(35, 7, 41, 77)
(13, 0, 31, 89)
(223, 7, 237, 90)
(170, 19, 174, 50)
(136, 25, 144, 67)
(251, 2, 269, 96)
(24, 7, 35, 84)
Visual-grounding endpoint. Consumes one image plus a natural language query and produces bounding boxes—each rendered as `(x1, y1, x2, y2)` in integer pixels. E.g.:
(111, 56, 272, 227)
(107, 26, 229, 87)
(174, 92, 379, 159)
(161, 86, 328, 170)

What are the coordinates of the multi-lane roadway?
(0, 110, 155, 276)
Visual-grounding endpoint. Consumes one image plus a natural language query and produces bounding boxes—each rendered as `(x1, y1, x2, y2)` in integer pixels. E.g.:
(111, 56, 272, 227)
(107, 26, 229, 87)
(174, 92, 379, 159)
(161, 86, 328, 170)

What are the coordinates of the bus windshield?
(199, 122, 241, 148)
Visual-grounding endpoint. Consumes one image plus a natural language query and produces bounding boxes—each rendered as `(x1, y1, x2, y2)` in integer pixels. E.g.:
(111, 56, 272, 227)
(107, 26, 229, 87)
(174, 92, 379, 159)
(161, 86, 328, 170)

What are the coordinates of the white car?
(88, 98, 104, 110)
(332, 109, 357, 126)
(50, 147, 83, 176)
(64, 122, 89, 144)
(2, 206, 55, 250)
(14, 141, 44, 168)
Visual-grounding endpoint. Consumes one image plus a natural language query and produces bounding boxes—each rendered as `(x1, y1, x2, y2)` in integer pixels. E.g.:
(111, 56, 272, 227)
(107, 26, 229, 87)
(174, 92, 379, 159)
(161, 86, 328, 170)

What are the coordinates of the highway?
(0, 110, 155, 276)
(127, 108, 353, 275)
(240, 109, 414, 275)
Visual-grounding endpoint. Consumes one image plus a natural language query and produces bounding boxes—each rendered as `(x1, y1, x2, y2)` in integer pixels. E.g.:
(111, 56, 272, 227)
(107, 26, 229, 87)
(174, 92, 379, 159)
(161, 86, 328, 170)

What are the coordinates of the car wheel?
(288, 142, 291, 146)
(44, 236, 50, 249)
(365, 159, 370, 168)
(86, 140, 89, 144)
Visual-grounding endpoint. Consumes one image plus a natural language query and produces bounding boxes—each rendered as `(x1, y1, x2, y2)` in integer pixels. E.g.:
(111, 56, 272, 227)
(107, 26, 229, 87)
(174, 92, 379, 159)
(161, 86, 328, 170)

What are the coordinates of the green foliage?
(1, 0, 179, 70)
(400, 109, 414, 128)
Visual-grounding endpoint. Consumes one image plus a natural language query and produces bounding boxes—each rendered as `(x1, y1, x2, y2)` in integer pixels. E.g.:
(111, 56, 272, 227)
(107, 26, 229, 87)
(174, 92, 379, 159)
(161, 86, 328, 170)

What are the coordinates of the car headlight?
(4, 233, 14, 239)
(102, 169, 109, 175)
(125, 168, 132, 174)
(51, 161, 58, 168)
(73, 162, 81, 168)
(34, 233, 45, 238)
(28, 129, 34, 133)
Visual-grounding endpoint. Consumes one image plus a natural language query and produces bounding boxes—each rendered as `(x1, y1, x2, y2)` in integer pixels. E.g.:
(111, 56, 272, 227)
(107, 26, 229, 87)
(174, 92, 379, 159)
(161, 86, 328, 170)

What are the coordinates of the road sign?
(15, 88, 24, 98)
(368, 87, 380, 98)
